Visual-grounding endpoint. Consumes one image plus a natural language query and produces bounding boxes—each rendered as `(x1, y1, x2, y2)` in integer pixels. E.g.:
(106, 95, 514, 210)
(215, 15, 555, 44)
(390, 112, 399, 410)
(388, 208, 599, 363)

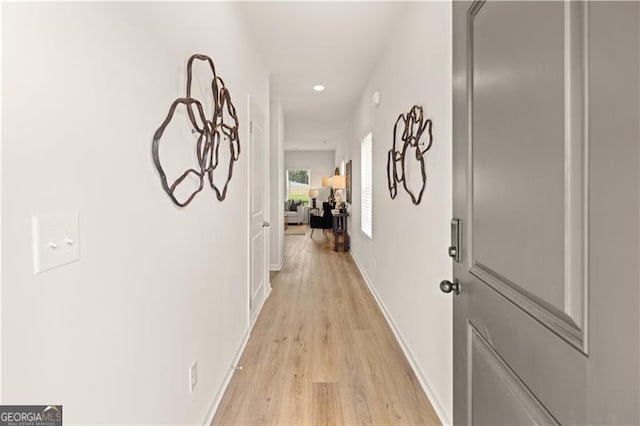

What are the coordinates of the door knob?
(262, 221, 270, 227)
(440, 279, 460, 296)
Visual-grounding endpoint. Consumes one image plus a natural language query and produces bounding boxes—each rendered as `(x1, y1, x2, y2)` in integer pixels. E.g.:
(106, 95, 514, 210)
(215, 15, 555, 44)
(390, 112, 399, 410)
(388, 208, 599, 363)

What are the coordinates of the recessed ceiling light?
(313, 84, 325, 92)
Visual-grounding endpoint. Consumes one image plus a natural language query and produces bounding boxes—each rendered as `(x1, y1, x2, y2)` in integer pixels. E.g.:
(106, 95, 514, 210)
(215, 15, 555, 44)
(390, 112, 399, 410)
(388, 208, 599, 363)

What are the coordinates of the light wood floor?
(212, 233, 440, 426)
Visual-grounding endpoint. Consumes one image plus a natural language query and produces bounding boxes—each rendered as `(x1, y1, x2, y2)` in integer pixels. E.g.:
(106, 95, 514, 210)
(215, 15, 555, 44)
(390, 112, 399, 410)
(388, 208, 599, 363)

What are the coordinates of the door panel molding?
(250, 120, 265, 217)
(251, 231, 264, 292)
(467, 321, 560, 426)
(562, 0, 588, 344)
(466, 0, 588, 353)
(470, 263, 583, 349)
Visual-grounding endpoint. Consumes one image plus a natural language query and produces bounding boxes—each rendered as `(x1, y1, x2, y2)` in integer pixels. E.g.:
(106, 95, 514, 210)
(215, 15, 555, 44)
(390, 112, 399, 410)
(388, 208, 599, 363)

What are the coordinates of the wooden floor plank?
(212, 233, 441, 426)
(312, 383, 344, 426)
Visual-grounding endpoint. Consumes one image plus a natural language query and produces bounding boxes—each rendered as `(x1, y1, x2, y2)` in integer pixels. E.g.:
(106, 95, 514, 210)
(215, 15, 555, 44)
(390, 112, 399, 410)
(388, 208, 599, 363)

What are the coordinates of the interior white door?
(249, 101, 268, 322)
(452, 1, 640, 424)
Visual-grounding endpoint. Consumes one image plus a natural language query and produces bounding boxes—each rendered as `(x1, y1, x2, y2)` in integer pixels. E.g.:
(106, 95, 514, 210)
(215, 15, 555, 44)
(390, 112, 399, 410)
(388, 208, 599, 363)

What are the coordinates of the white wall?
(1, 3, 268, 424)
(284, 150, 336, 204)
(269, 99, 285, 270)
(284, 117, 347, 152)
(341, 2, 453, 423)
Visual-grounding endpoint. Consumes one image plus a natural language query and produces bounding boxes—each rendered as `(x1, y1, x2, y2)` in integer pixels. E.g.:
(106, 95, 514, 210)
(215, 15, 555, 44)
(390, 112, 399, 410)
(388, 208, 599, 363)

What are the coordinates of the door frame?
(0, 2, 4, 403)
(246, 95, 270, 328)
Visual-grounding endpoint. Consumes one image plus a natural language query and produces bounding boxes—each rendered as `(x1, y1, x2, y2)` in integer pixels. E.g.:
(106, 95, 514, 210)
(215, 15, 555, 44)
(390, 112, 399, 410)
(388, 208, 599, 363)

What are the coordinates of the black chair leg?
(311, 229, 314, 238)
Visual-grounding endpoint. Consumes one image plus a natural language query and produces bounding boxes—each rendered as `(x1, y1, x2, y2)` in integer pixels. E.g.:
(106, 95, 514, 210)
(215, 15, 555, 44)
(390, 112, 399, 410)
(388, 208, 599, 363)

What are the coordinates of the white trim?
(246, 93, 252, 329)
(250, 285, 271, 331)
(350, 250, 451, 426)
(202, 286, 272, 426)
(269, 255, 285, 272)
(202, 329, 250, 426)
(0, 1, 4, 403)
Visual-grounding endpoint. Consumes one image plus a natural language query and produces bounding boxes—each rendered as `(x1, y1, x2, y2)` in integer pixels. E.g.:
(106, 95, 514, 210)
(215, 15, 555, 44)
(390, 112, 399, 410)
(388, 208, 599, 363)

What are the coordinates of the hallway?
(3, 2, 640, 424)
(213, 234, 440, 425)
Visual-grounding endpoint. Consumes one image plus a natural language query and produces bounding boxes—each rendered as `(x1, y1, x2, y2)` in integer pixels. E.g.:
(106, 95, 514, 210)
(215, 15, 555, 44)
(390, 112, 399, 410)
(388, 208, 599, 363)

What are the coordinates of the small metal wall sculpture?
(386, 105, 433, 205)
(152, 54, 240, 207)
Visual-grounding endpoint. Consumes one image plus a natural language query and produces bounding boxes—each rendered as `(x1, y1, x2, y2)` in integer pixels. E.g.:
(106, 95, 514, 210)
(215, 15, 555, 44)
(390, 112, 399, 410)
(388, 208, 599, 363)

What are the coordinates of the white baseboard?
(269, 255, 285, 272)
(350, 251, 452, 426)
(202, 285, 272, 425)
(250, 285, 271, 330)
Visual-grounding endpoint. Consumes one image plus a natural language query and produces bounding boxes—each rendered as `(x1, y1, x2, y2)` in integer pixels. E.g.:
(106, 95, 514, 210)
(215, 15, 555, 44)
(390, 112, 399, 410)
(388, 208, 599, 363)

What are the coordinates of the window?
(286, 169, 310, 204)
(361, 133, 372, 238)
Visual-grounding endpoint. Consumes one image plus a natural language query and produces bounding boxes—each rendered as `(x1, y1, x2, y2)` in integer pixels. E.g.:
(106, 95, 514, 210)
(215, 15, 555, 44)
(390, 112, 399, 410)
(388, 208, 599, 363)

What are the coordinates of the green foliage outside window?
(288, 169, 309, 184)
(287, 169, 310, 204)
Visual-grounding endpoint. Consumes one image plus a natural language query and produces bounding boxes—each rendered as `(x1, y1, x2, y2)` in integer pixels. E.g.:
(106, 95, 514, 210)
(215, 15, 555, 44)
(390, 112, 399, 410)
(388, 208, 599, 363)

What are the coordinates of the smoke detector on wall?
(372, 90, 381, 108)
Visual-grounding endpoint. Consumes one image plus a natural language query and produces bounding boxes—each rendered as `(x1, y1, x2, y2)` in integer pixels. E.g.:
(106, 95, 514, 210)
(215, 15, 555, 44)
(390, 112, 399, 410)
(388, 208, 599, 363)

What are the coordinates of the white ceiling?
(238, 2, 408, 149)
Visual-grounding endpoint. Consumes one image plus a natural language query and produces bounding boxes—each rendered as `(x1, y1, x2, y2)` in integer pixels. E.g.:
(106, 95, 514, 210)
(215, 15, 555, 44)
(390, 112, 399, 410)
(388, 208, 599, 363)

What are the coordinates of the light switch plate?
(32, 212, 80, 274)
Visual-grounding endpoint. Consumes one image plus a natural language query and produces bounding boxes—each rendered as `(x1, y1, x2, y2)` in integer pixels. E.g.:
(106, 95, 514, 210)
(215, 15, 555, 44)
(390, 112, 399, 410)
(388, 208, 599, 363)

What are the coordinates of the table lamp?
(309, 189, 319, 208)
(332, 175, 346, 205)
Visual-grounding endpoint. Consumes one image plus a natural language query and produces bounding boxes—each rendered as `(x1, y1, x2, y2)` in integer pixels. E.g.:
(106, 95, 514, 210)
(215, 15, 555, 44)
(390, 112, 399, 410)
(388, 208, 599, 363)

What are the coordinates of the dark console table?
(331, 212, 350, 252)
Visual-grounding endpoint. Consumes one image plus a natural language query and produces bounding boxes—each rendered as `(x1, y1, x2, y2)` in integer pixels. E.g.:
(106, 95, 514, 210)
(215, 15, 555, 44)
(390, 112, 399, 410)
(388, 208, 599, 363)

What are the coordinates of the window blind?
(361, 133, 373, 238)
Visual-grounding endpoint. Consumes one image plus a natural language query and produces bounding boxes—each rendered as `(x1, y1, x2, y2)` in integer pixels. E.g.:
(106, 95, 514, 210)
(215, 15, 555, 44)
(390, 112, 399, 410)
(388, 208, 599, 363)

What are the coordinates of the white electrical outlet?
(189, 361, 198, 393)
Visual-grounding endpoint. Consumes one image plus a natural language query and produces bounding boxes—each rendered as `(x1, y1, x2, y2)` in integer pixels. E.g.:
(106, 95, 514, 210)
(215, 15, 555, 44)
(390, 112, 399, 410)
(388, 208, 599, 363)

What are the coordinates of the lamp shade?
(332, 175, 346, 189)
(309, 189, 319, 198)
(321, 176, 333, 187)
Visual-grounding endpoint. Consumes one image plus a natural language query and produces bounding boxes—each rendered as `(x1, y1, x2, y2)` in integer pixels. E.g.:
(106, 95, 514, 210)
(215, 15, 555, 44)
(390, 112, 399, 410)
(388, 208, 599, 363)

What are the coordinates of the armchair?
(309, 202, 333, 237)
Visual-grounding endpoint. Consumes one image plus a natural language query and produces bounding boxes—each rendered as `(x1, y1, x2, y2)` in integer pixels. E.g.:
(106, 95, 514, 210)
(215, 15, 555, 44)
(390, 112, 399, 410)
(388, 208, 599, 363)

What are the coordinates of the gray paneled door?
(452, 2, 640, 425)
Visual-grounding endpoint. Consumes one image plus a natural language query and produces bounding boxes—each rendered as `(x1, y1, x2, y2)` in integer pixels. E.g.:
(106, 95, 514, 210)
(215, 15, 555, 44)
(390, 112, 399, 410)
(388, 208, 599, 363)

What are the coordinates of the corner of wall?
(269, 98, 285, 269)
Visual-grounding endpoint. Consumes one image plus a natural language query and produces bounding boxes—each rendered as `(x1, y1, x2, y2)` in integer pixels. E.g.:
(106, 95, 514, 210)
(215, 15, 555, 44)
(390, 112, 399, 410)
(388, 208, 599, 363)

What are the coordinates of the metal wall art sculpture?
(152, 54, 240, 207)
(386, 105, 433, 205)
